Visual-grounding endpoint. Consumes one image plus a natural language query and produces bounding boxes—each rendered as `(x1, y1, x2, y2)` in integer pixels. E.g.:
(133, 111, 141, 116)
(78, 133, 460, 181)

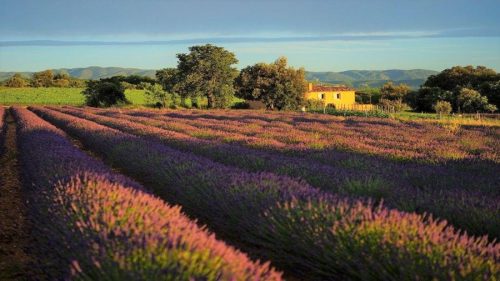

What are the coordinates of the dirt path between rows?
(0, 109, 33, 280)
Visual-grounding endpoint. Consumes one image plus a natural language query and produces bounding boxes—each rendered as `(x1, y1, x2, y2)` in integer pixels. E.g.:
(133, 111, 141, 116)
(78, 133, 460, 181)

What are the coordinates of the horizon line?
(1, 32, 499, 47)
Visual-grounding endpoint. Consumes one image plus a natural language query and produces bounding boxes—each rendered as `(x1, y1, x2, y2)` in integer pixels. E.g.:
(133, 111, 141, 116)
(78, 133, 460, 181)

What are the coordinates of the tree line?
(153, 44, 306, 110)
(3, 70, 86, 88)
(4, 44, 498, 113)
(356, 66, 499, 113)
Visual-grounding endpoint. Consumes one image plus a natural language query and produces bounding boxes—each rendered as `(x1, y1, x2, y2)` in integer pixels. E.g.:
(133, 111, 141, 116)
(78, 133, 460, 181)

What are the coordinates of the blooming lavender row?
(57, 106, 500, 239)
(32, 106, 500, 280)
(12, 107, 281, 281)
(120, 108, 500, 163)
(99, 107, 499, 195)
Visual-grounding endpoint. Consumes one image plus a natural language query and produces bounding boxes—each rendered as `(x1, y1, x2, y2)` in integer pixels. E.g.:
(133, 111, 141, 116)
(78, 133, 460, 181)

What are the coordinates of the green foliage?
(31, 70, 55, 87)
(213, 84, 235, 109)
(415, 66, 499, 112)
(83, 79, 128, 107)
(236, 57, 307, 110)
(144, 83, 170, 108)
(424, 65, 498, 91)
(407, 87, 454, 112)
(380, 82, 411, 101)
(309, 108, 390, 118)
(457, 88, 497, 113)
(433, 101, 452, 116)
(378, 99, 410, 112)
(305, 99, 326, 111)
(156, 68, 179, 93)
(355, 85, 381, 104)
(3, 70, 85, 89)
(478, 80, 500, 108)
(175, 44, 239, 108)
(4, 73, 28, 87)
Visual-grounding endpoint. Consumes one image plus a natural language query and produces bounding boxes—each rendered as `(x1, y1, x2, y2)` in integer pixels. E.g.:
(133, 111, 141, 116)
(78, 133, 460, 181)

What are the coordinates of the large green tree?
(414, 66, 499, 112)
(424, 65, 498, 91)
(175, 44, 238, 109)
(236, 57, 307, 110)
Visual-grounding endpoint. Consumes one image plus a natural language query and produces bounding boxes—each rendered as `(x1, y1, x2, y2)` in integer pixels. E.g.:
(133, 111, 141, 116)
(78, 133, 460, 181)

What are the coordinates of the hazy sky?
(1, 0, 499, 71)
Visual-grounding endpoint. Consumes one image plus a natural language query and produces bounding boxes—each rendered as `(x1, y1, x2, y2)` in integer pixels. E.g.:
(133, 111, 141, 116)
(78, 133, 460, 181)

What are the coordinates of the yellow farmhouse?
(304, 83, 356, 108)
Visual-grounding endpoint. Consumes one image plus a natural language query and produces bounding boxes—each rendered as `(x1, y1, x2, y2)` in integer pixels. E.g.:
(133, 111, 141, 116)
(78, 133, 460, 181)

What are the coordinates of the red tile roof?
(309, 85, 354, 92)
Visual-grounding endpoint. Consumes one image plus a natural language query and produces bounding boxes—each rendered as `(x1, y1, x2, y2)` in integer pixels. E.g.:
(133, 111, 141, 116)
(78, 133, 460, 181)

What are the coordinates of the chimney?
(308, 83, 313, 92)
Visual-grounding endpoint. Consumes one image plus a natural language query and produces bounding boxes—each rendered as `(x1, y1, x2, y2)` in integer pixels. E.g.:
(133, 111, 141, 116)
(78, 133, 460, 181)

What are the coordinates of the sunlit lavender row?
(54, 106, 499, 239)
(12, 107, 281, 280)
(102, 108, 500, 162)
(30, 106, 500, 280)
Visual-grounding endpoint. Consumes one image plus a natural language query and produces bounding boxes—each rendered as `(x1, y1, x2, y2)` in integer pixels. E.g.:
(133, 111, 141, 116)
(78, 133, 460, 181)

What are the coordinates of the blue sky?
(1, 0, 499, 72)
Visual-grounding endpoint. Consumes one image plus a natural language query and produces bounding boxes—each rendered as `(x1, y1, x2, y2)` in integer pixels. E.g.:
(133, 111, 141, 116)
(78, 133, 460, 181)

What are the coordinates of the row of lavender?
(53, 106, 499, 239)
(13, 107, 281, 280)
(123, 108, 500, 163)
(32, 106, 499, 280)
(119, 108, 499, 188)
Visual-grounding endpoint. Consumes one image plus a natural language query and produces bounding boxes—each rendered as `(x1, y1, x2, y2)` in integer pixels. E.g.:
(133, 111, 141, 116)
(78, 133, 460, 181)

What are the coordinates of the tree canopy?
(156, 68, 180, 93)
(4, 73, 28, 87)
(83, 78, 127, 107)
(413, 66, 499, 112)
(31, 70, 55, 87)
(174, 44, 239, 108)
(380, 82, 411, 101)
(236, 57, 307, 110)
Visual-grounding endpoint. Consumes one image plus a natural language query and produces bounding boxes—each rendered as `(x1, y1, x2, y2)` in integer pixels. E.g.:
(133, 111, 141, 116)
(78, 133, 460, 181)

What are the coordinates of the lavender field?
(0, 106, 498, 280)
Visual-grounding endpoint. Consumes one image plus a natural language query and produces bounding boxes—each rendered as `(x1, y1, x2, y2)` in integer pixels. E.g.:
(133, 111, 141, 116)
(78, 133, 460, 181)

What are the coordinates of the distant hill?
(0, 66, 157, 81)
(1, 67, 438, 89)
(306, 69, 438, 89)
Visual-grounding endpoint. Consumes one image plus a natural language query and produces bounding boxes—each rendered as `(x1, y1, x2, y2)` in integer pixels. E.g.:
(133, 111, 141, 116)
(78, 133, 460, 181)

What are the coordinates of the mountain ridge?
(0, 66, 438, 88)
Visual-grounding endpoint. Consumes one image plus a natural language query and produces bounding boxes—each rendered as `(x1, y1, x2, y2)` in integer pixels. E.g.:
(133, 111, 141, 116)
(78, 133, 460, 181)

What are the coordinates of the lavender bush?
(32, 106, 500, 280)
(13, 107, 281, 280)
(53, 106, 500, 239)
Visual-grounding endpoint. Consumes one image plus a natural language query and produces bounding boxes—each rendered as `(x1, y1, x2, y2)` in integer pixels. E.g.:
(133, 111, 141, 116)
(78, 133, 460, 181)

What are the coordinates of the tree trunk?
(207, 93, 215, 109)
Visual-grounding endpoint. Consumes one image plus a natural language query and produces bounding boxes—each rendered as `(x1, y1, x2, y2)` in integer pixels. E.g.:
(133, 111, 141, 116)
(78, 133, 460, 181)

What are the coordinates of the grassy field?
(391, 111, 500, 127)
(0, 87, 245, 108)
(0, 87, 149, 106)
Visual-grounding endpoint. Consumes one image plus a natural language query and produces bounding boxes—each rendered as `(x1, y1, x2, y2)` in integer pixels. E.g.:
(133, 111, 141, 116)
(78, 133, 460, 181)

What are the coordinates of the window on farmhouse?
(336, 93, 341, 99)
(320, 93, 325, 99)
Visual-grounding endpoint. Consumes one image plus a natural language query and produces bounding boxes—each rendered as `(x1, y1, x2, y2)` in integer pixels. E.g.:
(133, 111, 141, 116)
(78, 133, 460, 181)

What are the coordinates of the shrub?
(144, 83, 169, 108)
(4, 73, 29, 87)
(378, 99, 410, 112)
(83, 79, 127, 107)
(457, 88, 497, 113)
(433, 100, 452, 117)
(310, 107, 389, 118)
(305, 99, 326, 111)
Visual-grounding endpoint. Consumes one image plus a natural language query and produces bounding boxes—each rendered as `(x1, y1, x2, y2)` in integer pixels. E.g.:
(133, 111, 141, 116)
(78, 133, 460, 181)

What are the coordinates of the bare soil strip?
(0, 110, 33, 280)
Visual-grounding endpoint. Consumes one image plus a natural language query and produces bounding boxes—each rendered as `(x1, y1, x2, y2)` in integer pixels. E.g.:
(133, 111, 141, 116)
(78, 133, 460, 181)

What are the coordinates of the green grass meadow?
(0, 87, 148, 106)
(0, 87, 244, 108)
